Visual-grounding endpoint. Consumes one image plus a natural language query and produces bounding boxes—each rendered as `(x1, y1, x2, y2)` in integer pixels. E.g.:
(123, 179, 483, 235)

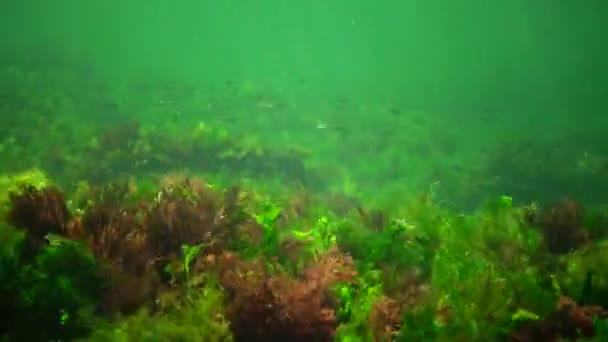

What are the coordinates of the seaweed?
(201, 247, 356, 341)
(7, 185, 70, 257)
(510, 296, 608, 341)
(2, 48, 608, 341)
(530, 199, 590, 254)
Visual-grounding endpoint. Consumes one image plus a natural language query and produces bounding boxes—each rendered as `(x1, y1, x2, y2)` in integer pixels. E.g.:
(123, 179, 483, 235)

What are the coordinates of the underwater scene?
(1, 1, 608, 341)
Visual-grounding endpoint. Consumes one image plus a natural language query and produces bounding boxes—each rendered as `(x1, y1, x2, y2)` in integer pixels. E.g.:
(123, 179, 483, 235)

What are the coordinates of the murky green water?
(3, 1, 606, 111)
(2, 2, 608, 341)
(2, 1, 608, 205)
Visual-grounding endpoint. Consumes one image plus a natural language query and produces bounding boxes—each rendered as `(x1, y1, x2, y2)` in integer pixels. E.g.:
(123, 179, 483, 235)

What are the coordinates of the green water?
(1, 0, 608, 204)
(3, 2, 608, 341)
(3, 1, 606, 110)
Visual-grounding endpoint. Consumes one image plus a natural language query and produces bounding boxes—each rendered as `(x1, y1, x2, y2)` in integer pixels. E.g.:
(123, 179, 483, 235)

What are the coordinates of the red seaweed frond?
(532, 199, 589, 254)
(81, 199, 153, 314)
(369, 296, 402, 342)
(201, 247, 356, 341)
(510, 296, 608, 341)
(7, 185, 70, 249)
(145, 180, 247, 258)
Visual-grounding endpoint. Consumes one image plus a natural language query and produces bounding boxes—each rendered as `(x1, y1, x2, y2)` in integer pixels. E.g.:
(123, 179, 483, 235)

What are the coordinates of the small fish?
(315, 120, 347, 132)
(389, 107, 401, 116)
(100, 101, 121, 110)
(45, 233, 72, 247)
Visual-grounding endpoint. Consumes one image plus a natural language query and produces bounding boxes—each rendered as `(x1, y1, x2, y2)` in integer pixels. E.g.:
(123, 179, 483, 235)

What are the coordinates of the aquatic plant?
(510, 296, 607, 341)
(456, 136, 608, 209)
(6, 184, 70, 258)
(528, 198, 590, 254)
(1, 167, 608, 341)
(0, 168, 50, 215)
(2, 60, 608, 340)
(71, 177, 252, 314)
(252, 200, 282, 259)
(85, 278, 233, 342)
(334, 275, 406, 342)
(0, 223, 101, 341)
(80, 194, 152, 314)
(201, 247, 357, 341)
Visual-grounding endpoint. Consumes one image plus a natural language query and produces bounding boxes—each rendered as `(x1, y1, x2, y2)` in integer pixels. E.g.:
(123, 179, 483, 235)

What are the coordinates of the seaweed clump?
(75, 178, 252, 314)
(6, 184, 70, 256)
(146, 182, 246, 258)
(528, 199, 590, 254)
(451, 135, 608, 209)
(3, 163, 608, 341)
(79, 192, 154, 314)
(201, 247, 357, 341)
(1, 180, 101, 341)
(510, 296, 608, 341)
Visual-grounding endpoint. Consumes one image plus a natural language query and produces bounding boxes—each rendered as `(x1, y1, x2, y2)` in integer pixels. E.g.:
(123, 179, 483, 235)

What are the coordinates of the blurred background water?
(1, 0, 607, 209)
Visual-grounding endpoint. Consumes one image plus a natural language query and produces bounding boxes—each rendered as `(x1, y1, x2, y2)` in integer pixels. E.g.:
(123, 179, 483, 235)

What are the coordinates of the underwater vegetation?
(443, 133, 608, 210)
(2, 46, 608, 341)
(0, 50, 324, 194)
(2, 169, 608, 341)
